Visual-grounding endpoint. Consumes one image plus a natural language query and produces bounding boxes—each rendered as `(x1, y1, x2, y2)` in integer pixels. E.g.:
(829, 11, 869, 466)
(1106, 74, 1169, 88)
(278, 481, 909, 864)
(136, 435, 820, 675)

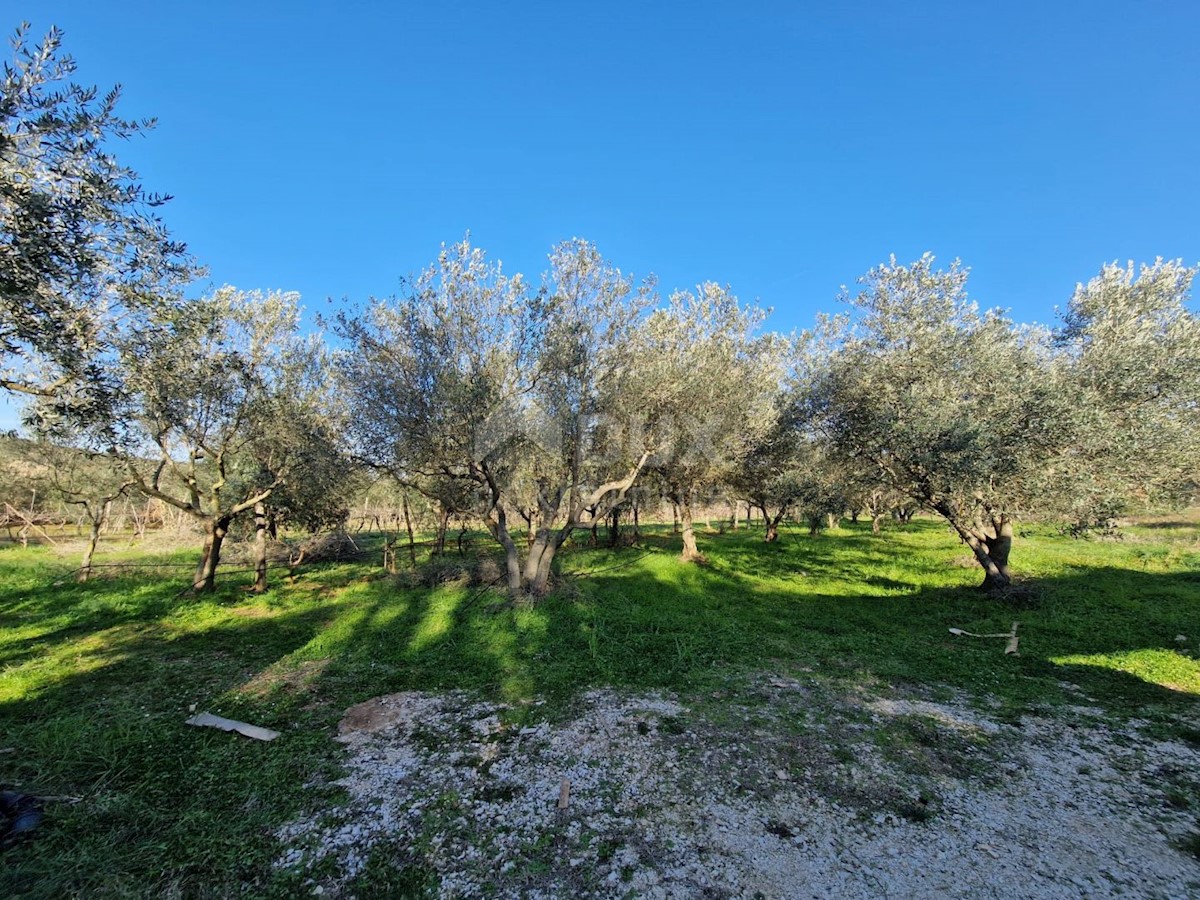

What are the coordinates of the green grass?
(1, 517, 1198, 896)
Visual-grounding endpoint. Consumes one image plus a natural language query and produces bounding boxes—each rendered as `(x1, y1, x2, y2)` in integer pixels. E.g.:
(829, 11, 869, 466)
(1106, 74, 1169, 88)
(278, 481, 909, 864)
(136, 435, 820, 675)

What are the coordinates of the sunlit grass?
(1, 516, 1197, 896)
(1052, 649, 1200, 694)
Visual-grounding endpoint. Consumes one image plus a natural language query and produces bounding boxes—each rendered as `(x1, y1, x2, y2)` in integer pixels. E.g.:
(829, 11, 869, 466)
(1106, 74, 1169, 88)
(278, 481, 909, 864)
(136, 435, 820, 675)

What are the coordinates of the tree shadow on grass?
(560, 524, 1200, 718)
(0, 569, 507, 898)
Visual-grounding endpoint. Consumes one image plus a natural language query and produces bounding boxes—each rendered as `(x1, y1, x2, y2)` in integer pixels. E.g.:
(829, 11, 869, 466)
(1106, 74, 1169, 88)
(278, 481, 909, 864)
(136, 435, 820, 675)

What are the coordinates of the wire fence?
(33, 518, 707, 598)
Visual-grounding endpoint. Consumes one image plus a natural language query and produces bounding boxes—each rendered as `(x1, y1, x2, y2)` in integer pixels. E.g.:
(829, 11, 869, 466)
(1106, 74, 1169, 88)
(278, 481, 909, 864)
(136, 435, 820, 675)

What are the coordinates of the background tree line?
(3, 23, 1198, 594)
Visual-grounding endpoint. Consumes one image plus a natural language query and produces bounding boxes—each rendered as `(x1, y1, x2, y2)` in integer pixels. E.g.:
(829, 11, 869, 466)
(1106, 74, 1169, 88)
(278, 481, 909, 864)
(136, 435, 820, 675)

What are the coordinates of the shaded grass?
(1, 517, 1198, 896)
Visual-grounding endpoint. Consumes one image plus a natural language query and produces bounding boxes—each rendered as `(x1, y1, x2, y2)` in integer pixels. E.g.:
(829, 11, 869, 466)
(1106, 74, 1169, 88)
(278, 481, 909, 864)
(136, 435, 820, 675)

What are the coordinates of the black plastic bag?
(0, 791, 44, 846)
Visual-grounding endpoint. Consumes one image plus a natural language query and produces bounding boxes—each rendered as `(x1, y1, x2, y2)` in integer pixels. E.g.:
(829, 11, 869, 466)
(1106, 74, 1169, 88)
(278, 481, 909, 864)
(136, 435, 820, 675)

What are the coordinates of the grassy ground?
(1, 516, 1198, 897)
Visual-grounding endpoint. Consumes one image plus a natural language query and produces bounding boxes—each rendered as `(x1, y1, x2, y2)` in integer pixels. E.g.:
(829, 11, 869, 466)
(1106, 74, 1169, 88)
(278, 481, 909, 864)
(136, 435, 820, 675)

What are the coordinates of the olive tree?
(1, 23, 195, 416)
(119, 287, 331, 592)
(640, 285, 772, 560)
(720, 348, 806, 542)
(245, 417, 354, 592)
(805, 255, 1065, 589)
(35, 440, 134, 580)
(806, 254, 1200, 589)
(339, 237, 655, 596)
(1054, 259, 1200, 526)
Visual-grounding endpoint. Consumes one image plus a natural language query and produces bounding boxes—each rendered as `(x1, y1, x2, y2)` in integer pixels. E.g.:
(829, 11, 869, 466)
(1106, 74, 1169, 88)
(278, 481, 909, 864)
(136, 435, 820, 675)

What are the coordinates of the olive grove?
(802, 255, 1200, 588)
(3, 25, 1198, 598)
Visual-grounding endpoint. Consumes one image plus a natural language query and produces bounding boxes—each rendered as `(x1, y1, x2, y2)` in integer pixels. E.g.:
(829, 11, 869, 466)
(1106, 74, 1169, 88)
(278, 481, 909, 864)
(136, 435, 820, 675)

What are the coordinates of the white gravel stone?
(275, 680, 1200, 898)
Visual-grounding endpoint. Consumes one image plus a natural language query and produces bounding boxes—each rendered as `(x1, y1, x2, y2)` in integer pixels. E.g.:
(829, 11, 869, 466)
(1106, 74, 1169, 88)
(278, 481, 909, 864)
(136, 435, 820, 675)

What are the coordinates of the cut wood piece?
(1005, 622, 1020, 655)
(186, 712, 280, 741)
(950, 621, 1020, 655)
(557, 778, 570, 809)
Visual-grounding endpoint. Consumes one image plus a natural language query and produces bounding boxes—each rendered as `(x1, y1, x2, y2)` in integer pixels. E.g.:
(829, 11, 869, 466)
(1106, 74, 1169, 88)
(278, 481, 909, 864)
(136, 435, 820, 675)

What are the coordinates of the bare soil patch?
(238, 658, 330, 698)
(277, 674, 1200, 898)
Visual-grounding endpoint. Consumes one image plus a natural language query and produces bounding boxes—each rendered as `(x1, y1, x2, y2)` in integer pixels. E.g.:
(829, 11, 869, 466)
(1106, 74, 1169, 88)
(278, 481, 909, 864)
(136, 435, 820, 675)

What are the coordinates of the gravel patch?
(277, 675, 1200, 898)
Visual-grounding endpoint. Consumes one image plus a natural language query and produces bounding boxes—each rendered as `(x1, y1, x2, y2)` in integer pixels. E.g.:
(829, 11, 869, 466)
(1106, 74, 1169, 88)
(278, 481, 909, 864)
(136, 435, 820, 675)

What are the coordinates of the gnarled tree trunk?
(433, 507, 450, 556)
(193, 515, 232, 593)
(764, 506, 788, 543)
(679, 495, 703, 561)
(495, 520, 523, 594)
(939, 505, 1014, 590)
(479, 451, 650, 598)
(608, 506, 621, 547)
(527, 528, 569, 595)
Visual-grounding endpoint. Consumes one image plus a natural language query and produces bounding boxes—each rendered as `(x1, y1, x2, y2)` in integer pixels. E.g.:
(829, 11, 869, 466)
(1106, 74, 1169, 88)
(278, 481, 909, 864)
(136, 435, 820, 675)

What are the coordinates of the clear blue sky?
(4, 1, 1198, 425)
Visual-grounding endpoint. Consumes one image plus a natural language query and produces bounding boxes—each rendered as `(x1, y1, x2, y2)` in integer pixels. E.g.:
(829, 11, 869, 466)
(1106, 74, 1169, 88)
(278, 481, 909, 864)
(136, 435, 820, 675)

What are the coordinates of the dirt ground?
(277, 673, 1200, 898)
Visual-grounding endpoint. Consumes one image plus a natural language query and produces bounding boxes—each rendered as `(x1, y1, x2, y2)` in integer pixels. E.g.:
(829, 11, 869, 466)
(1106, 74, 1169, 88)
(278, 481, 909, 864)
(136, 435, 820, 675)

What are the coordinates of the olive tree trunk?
(251, 502, 269, 593)
(433, 507, 450, 556)
(524, 528, 570, 595)
(679, 496, 703, 561)
(608, 506, 621, 547)
(939, 505, 1014, 590)
(764, 506, 788, 543)
(479, 452, 649, 598)
(77, 500, 113, 583)
(193, 515, 233, 593)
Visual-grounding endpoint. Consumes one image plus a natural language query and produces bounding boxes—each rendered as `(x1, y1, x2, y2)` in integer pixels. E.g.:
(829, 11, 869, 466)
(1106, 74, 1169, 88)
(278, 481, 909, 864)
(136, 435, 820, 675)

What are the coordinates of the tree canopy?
(6, 23, 1198, 598)
(0, 23, 195, 419)
(802, 254, 1200, 587)
(338, 237, 657, 594)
